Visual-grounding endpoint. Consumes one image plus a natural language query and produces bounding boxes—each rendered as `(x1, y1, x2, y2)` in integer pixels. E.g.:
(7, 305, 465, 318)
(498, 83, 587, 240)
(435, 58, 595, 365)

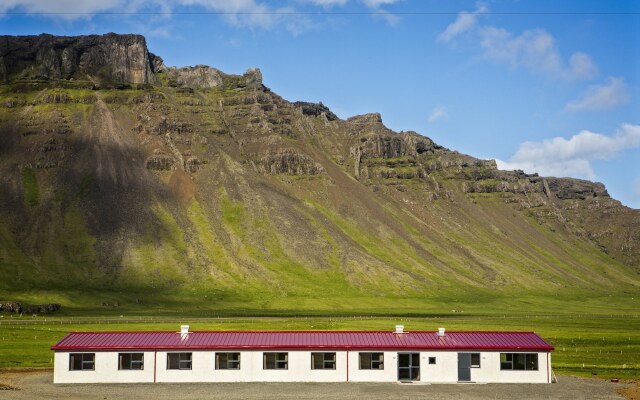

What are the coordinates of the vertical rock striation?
(0, 33, 156, 84)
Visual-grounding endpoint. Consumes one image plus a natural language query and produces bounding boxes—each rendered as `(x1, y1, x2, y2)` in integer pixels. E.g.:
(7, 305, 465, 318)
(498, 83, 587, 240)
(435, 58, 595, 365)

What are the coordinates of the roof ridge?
(62, 330, 541, 334)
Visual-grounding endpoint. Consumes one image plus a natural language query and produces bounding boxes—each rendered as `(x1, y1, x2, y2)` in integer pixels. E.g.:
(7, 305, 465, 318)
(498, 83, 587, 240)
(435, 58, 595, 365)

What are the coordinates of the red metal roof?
(51, 331, 554, 351)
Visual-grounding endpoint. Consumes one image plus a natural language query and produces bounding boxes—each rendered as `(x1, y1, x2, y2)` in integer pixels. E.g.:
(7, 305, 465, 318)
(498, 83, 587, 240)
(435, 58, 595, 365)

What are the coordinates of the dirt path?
(0, 370, 634, 400)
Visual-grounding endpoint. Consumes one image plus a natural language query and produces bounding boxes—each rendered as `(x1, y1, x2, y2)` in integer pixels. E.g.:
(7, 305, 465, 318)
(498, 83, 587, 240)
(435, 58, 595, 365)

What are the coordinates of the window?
(359, 352, 384, 370)
(500, 353, 538, 371)
(167, 353, 192, 370)
(119, 353, 144, 370)
(263, 352, 288, 370)
(470, 353, 481, 368)
(311, 352, 336, 370)
(69, 353, 95, 371)
(428, 357, 436, 365)
(216, 352, 240, 370)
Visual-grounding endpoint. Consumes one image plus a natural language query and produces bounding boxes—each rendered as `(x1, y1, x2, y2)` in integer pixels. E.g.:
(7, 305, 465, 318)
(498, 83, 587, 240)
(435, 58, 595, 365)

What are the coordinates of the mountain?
(0, 33, 638, 313)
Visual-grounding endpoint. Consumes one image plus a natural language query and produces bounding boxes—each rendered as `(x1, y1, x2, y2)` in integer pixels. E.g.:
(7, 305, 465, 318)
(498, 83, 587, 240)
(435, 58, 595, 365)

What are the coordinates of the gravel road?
(0, 370, 631, 400)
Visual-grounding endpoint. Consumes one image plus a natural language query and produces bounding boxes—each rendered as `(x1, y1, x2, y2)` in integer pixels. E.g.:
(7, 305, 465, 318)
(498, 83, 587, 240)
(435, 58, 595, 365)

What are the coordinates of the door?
(398, 353, 420, 381)
(458, 353, 471, 382)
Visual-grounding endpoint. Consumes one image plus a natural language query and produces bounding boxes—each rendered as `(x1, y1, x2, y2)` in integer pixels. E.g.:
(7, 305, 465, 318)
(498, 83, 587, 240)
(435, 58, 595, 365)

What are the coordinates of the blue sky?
(1, 0, 639, 208)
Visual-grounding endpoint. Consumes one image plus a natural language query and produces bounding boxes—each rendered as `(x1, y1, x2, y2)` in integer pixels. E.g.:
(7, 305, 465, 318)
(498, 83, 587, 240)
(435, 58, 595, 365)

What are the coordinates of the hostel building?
(51, 326, 554, 384)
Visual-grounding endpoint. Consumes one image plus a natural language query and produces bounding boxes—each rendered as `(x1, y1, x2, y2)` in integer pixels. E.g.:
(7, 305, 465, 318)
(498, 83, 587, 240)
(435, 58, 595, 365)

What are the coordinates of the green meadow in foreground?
(1, 289, 638, 379)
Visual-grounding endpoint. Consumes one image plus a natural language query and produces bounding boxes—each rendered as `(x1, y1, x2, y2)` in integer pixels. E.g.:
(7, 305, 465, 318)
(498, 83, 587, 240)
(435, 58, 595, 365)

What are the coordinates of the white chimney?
(180, 325, 190, 335)
(395, 325, 404, 334)
(437, 327, 446, 337)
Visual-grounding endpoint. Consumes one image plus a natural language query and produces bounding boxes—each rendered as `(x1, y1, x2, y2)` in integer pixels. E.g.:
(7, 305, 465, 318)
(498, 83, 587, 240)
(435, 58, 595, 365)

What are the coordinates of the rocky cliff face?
(0, 33, 156, 84)
(0, 33, 638, 306)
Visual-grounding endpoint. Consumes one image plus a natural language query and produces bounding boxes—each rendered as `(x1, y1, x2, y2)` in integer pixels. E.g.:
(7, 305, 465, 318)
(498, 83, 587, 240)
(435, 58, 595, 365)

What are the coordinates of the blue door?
(458, 353, 471, 381)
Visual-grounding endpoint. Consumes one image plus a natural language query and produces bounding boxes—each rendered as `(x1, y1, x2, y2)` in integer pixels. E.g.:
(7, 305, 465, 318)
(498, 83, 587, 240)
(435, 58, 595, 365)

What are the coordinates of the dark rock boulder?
(0, 302, 22, 313)
(546, 178, 609, 200)
(146, 154, 176, 171)
(0, 302, 60, 314)
(293, 101, 338, 121)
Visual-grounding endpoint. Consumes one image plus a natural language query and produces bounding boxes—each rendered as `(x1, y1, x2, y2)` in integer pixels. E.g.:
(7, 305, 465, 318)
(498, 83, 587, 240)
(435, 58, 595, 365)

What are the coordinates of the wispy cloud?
(565, 77, 630, 112)
(361, 0, 401, 7)
(437, 3, 487, 43)
(180, 0, 279, 30)
(437, 6, 598, 81)
(1, 0, 402, 29)
(0, 0, 313, 33)
(496, 124, 640, 179)
(428, 105, 449, 123)
(478, 27, 598, 81)
(360, 0, 401, 26)
(0, 0, 125, 20)
(300, 0, 349, 7)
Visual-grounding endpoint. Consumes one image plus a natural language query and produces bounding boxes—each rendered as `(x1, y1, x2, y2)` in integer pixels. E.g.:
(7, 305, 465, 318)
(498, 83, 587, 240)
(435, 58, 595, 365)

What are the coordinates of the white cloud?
(300, 0, 349, 6)
(565, 77, 631, 112)
(496, 124, 640, 179)
(437, 3, 487, 43)
(0, 0, 125, 20)
(437, 5, 598, 81)
(479, 27, 598, 80)
(0, 0, 310, 33)
(428, 105, 449, 123)
(361, 0, 401, 7)
(359, 0, 401, 26)
(0, 0, 402, 31)
(179, 0, 277, 30)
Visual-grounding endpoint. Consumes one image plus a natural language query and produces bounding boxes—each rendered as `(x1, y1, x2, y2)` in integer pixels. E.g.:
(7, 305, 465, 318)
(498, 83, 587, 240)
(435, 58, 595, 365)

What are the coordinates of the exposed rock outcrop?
(546, 178, 609, 200)
(359, 132, 440, 159)
(164, 65, 225, 89)
(243, 68, 263, 89)
(347, 113, 383, 125)
(293, 101, 338, 121)
(146, 154, 176, 171)
(158, 63, 263, 90)
(258, 149, 324, 175)
(0, 33, 156, 84)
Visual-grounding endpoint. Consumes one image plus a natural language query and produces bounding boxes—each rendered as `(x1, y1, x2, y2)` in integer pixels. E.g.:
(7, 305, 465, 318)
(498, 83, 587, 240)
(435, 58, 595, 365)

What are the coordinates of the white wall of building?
(470, 352, 550, 383)
(347, 351, 396, 382)
(155, 351, 348, 382)
(420, 351, 459, 382)
(53, 351, 156, 384)
(54, 350, 550, 384)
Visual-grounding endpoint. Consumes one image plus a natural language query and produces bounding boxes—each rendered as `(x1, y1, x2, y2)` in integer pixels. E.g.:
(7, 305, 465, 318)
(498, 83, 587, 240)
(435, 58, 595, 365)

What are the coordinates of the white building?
(51, 326, 554, 384)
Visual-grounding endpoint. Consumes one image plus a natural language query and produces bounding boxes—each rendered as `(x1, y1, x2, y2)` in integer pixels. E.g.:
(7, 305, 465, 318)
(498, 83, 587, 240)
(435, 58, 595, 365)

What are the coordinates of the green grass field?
(2, 287, 638, 379)
(1, 312, 638, 380)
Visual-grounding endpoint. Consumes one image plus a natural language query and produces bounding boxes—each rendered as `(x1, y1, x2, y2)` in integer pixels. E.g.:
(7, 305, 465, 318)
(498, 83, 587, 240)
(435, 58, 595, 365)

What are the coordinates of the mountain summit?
(0, 33, 637, 311)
